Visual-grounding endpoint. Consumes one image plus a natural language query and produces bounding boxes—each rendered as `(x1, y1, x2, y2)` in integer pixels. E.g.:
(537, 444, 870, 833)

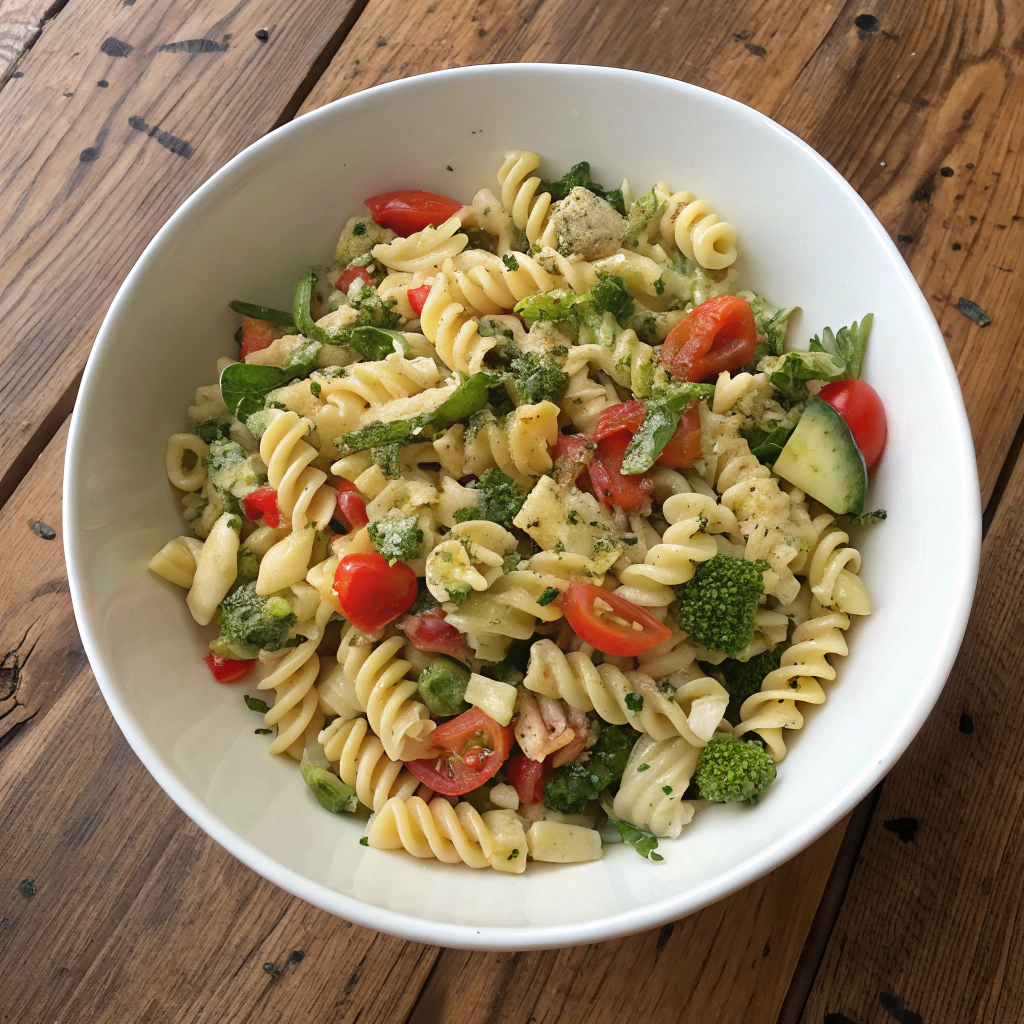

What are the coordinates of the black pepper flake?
(940, 166, 954, 177)
(97, 79, 108, 87)
(19, 879, 37, 899)
(11, 71, 23, 78)
(896, 233, 913, 243)
(29, 519, 56, 539)
(957, 297, 991, 326)
(883, 817, 919, 843)
(255, 29, 269, 41)
(959, 713, 974, 734)
(289, 949, 305, 963)
(263, 962, 281, 977)
(952, 242, 962, 250)
(854, 13, 881, 34)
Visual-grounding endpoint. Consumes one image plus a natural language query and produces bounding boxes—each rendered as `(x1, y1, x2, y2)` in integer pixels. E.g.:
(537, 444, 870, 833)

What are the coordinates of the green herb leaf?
(623, 187, 666, 247)
(255, 727, 273, 735)
(300, 753, 359, 813)
(244, 694, 270, 714)
(762, 350, 847, 403)
(850, 508, 887, 525)
(748, 425, 794, 464)
(538, 160, 625, 214)
(219, 363, 292, 422)
(346, 326, 409, 361)
(229, 301, 297, 329)
(956, 298, 991, 327)
(809, 313, 873, 379)
(293, 268, 330, 345)
(502, 253, 520, 271)
(537, 587, 561, 607)
(620, 384, 713, 475)
(612, 817, 662, 860)
(624, 693, 644, 712)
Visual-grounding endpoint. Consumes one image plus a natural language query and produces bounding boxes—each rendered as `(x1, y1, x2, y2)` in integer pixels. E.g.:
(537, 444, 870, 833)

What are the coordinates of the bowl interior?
(65, 64, 979, 949)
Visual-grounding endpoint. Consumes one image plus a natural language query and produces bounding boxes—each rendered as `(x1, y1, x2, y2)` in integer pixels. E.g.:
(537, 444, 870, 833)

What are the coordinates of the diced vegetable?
(417, 656, 472, 717)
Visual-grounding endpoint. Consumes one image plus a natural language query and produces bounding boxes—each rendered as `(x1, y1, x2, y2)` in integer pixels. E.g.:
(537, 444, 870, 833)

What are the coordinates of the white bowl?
(64, 63, 980, 950)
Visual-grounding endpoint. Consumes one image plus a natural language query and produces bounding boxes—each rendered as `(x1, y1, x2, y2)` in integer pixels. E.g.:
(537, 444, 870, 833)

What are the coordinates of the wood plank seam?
(0, 0, 70, 89)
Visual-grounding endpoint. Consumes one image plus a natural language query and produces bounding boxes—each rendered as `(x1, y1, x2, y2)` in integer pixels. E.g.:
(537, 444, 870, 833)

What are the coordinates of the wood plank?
(408, 820, 847, 1024)
(0, 0, 364, 508)
(0, 420, 440, 1022)
(0, 0, 60, 85)
(799, 427, 1024, 1023)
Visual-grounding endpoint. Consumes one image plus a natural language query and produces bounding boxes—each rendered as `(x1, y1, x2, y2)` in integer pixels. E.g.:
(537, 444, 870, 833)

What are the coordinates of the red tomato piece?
(203, 652, 256, 683)
(333, 553, 418, 633)
(400, 606, 470, 657)
(551, 432, 594, 485)
(594, 401, 646, 442)
(660, 295, 757, 382)
(334, 481, 369, 532)
(243, 486, 281, 528)
(817, 379, 887, 470)
(336, 263, 376, 292)
(655, 403, 703, 469)
(405, 707, 515, 796)
(407, 283, 432, 316)
(239, 316, 285, 360)
(589, 433, 653, 510)
(561, 582, 672, 657)
(364, 190, 463, 236)
(505, 750, 553, 805)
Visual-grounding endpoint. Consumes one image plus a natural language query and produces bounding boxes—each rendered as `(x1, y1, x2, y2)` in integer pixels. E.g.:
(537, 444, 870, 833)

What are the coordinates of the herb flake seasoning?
(957, 297, 991, 326)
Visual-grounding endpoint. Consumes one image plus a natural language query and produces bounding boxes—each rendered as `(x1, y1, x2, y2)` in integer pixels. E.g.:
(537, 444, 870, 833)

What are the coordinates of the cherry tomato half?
(364, 190, 463, 237)
(589, 432, 653, 510)
(203, 652, 256, 683)
(594, 400, 701, 472)
(400, 606, 470, 658)
(561, 582, 672, 657)
(505, 750, 552, 805)
(551, 432, 594, 485)
(334, 479, 368, 532)
(594, 401, 646, 442)
(660, 295, 757, 383)
(333, 553, 417, 633)
(239, 315, 286, 360)
(407, 283, 432, 317)
(817, 379, 887, 470)
(243, 486, 281, 528)
(405, 707, 515, 796)
(336, 263, 376, 292)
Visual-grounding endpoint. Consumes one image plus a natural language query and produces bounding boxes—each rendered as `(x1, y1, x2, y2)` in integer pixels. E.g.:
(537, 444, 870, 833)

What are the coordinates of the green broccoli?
(218, 582, 296, 654)
(513, 274, 634, 334)
(300, 752, 359, 813)
(623, 186, 667, 246)
(709, 647, 784, 726)
(674, 554, 768, 656)
(542, 723, 639, 814)
(452, 468, 527, 529)
(514, 289, 582, 329)
(193, 418, 231, 444)
(203, 438, 267, 512)
(418, 656, 471, 716)
(345, 282, 401, 331)
(508, 350, 569, 406)
(693, 734, 777, 804)
(538, 160, 625, 215)
(367, 515, 424, 563)
(235, 547, 261, 587)
(588, 273, 635, 326)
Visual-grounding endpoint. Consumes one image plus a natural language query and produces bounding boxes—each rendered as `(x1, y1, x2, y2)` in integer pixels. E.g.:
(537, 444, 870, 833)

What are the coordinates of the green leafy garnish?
(502, 253, 520, 271)
(300, 753, 359, 814)
(537, 587, 561, 607)
(453, 468, 527, 529)
(745, 424, 794, 465)
(624, 693, 644, 712)
(508, 350, 569, 406)
(956, 298, 991, 327)
(367, 515, 424, 563)
(623, 187, 666, 246)
(747, 296, 796, 359)
(588, 273, 635, 326)
(850, 508, 887, 525)
(538, 160, 625, 215)
(761, 350, 847, 403)
(542, 724, 639, 813)
(228, 300, 296, 329)
(254, 727, 273, 735)
(219, 363, 297, 422)
(809, 313, 873, 380)
(244, 694, 269, 714)
(612, 818, 662, 861)
(619, 384, 714, 475)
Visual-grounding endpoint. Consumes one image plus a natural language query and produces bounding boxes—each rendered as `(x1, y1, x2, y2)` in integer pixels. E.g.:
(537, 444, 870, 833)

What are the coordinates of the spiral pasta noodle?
(497, 150, 553, 247)
(658, 186, 738, 270)
(371, 216, 468, 273)
(560, 369, 618, 437)
(318, 354, 440, 427)
(612, 734, 701, 839)
(338, 627, 435, 761)
(148, 536, 204, 589)
(508, 401, 559, 478)
(806, 522, 871, 616)
(318, 716, 424, 812)
(443, 250, 564, 314)
(419, 273, 495, 375)
(734, 607, 850, 761)
(366, 795, 527, 872)
(425, 520, 517, 603)
(432, 420, 532, 489)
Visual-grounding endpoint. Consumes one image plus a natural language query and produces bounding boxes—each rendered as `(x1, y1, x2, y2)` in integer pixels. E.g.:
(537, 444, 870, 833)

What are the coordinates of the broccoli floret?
(418, 656, 471, 716)
(218, 582, 296, 654)
(588, 273, 635, 326)
(674, 554, 768, 656)
(346, 282, 401, 331)
(542, 723, 640, 814)
(694, 735, 777, 804)
(334, 419, 412, 456)
(367, 515, 424, 564)
(235, 547, 261, 587)
(452, 468, 527, 529)
(514, 289, 582, 329)
(193, 418, 231, 444)
(508, 350, 569, 405)
(513, 273, 634, 334)
(501, 551, 525, 573)
(709, 647, 784, 726)
(203, 438, 266, 512)
(537, 160, 625, 215)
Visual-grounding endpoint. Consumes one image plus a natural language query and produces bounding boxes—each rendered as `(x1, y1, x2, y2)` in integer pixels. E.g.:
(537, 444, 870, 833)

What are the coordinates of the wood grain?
(0, 0, 61, 85)
(800, 407, 1024, 1023)
(0, 0, 363, 508)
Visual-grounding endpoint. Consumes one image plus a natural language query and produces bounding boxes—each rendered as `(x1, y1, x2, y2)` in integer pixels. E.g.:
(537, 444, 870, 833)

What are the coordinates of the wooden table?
(1, 1, 1021, 1020)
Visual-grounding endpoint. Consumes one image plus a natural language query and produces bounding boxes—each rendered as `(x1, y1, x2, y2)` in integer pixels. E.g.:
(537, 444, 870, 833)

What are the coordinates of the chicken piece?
(514, 691, 590, 766)
(546, 186, 625, 260)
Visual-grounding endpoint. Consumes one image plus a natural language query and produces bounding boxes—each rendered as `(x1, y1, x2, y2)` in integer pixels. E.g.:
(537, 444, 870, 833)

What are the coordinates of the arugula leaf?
(620, 384, 715, 475)
(747, 296, 796, 358)
(220, 363, 294, 422)
(294, 268, 331, 345)
(809, 313, 873, 379)
(229, 301, 296, 329)
(612, 817, 663, 861)
(761, 351, 847, 403)
(244, 694, 270, 714)
(747, 425, 794, 464)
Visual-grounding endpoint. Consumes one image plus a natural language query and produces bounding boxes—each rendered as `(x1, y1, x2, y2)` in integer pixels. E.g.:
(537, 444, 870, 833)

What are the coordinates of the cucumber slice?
(772, 396, 867, 514)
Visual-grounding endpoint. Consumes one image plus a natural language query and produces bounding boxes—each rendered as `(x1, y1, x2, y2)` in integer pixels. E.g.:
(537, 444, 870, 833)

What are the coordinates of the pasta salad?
(151, 150, 887, 871)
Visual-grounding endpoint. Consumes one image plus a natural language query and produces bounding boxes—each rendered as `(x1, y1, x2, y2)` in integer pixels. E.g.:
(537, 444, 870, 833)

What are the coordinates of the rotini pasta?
(658, 186, 738, 270)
